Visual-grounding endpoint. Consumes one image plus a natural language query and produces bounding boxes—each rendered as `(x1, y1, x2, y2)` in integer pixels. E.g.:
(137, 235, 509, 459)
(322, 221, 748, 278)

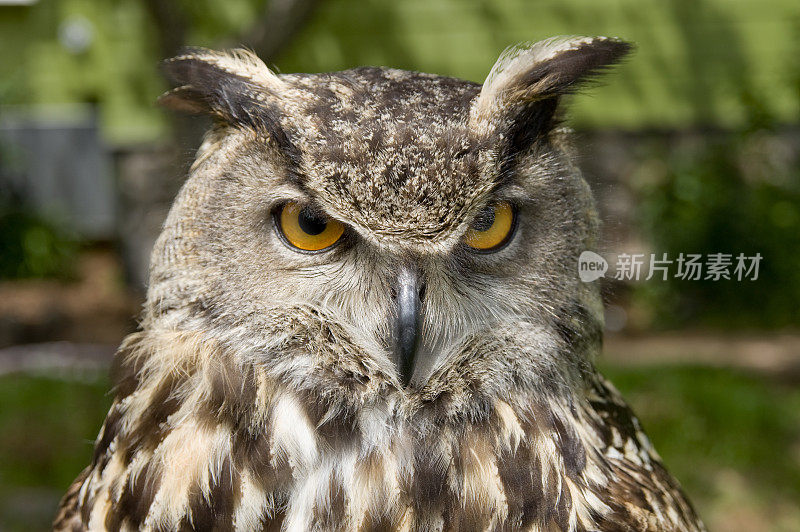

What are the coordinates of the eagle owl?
(55, 37, 705, 531)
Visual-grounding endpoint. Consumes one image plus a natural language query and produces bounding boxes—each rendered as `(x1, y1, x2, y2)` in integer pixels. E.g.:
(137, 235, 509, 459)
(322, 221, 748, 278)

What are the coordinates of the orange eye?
(276, 202, 345, 252)
(463, 201, 516, 252)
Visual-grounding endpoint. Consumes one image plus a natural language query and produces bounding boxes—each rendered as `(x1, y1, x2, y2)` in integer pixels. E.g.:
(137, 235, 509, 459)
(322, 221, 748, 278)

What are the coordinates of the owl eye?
(463, 201, 517, 252)
(275, 202, 345, 252)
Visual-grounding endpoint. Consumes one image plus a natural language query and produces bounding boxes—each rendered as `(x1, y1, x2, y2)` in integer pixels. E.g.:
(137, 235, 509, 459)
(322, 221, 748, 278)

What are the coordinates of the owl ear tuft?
(159, 48, 289, 140)
(472, 37, 632, 151)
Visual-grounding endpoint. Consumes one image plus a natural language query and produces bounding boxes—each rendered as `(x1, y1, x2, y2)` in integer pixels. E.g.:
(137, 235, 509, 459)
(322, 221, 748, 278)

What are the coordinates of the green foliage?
(280, 0, 800, 130)
(0, 374, 110, 488)
(178, 0, 268, 43)
(0, 205, 79, 280)
(635, 132, 800, 328)
(0, 373, 111, 531)
(2, 0, 800, 143)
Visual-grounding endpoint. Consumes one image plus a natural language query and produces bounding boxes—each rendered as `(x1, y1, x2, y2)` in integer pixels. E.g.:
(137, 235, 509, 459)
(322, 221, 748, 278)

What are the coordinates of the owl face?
(152, 38, 629, 394)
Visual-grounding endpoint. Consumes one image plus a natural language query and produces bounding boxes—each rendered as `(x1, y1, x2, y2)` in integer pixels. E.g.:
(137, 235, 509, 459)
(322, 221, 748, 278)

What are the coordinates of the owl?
(54, 37, 705, 531)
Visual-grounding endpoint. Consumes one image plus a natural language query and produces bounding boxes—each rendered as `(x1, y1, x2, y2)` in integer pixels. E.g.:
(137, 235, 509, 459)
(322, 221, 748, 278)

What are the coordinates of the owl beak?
(393, 264, 424, 387)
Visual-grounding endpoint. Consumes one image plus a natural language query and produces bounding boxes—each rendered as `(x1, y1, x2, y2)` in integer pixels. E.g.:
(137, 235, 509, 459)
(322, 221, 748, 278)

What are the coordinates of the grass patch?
(601, 364, 800, 530)
(0, 372, 111, 531)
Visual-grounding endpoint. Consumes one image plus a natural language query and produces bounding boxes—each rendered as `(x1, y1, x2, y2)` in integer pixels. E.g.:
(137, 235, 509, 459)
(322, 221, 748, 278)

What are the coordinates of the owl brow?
(469, 190, 525, 227)
(486, 162, 531, 198)
(277, 165, 303, 189)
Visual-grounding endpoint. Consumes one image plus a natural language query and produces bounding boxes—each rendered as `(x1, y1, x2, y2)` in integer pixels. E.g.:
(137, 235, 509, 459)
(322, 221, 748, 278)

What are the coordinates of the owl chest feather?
(65, 389, 701, 530)
(55, 330, 704, 531)
(82, 398, 592, 530)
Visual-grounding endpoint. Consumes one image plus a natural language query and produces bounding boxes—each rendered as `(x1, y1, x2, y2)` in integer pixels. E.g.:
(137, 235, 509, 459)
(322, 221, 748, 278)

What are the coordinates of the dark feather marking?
(78, 474, 93, 526)
(315, 475, 347, 530)
(105, 462, 162, 529)
(406, 446, 449, 516)
(357, 513, 395, 532)
(516, 39, 633, 98)
(261, 504, 287, 532)
(52, 467, 90, 531)
(181, 456, 238, 531)
(122, 371, 186, 463)
(447, 512, 490, 532)
(104, 510, 123, 532)
(588, 402, 638, 445)
(232, 426, 291, 492)
(588, 504, 629, 532)
(496, 438, 543, 529)
(92, 404, 123, 467)
(204, 360, 258, 429)
(286, 386, 364, 452)
(160, 52, 300, 163)
(553, 479, 574, 530)
(311, 403, 361, 451)
(552, 414, 586, 480)
(316, 410, 361, 451)
(499, 98, 560, 174)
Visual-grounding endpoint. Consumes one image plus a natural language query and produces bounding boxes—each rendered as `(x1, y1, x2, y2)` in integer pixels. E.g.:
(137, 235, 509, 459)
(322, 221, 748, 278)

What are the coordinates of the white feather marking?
(87, 492, 112, 531)
(271, 393, 319, 473)
(567, 479, 611, 529)
(283, 463, 331, 532)
(460, 437, 508, 521)
(358, 402, 392, 452)
(144, 422, 230, 529)
(233, 470, 270, 532)
(495, 400, 525, 451)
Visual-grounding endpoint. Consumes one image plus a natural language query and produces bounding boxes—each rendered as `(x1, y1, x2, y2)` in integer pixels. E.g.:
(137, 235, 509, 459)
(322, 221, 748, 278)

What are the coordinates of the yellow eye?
(276, 202, 345, 252)
(463, 201, 516, 252)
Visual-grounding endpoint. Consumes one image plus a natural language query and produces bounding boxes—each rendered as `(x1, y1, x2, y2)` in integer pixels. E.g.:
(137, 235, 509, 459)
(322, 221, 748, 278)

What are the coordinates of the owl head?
(150, 37, 630, 406)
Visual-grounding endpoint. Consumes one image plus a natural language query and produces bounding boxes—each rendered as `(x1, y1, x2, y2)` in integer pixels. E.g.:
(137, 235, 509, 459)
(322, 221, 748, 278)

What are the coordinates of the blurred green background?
(1, 0, 799, 530)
